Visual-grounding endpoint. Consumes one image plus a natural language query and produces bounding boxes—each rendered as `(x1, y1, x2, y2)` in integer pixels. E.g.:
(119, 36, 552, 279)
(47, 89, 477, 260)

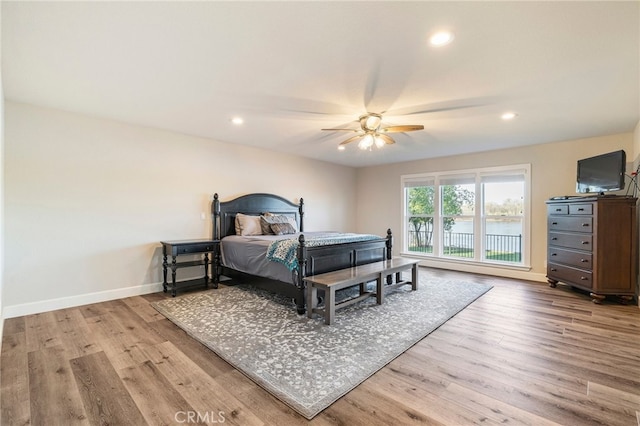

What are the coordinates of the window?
(440, 175, 475, 260)
(402, 165, 530, 267)
(405, 177, 435, 254)
(481, 173, 525, 263)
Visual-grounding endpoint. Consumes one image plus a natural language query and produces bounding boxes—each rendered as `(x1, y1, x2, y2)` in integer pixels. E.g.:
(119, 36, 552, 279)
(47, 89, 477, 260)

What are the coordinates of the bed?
(211, 193, 392, 314)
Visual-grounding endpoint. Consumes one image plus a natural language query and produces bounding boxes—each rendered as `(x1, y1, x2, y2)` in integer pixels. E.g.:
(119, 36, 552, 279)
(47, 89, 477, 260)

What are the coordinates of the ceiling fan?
(321, 112, 424, 150)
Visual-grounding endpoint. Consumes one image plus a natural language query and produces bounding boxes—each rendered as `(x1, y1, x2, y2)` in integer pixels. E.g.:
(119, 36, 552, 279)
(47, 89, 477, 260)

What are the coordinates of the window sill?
(400, 252, 539, 281)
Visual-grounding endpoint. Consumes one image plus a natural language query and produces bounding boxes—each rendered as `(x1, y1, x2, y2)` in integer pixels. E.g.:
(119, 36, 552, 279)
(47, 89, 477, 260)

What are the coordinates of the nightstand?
(160, 239, 219, 297)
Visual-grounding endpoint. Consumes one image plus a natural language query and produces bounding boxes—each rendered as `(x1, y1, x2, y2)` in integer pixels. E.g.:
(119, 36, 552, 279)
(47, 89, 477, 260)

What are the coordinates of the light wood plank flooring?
(2, 269, 639, 425)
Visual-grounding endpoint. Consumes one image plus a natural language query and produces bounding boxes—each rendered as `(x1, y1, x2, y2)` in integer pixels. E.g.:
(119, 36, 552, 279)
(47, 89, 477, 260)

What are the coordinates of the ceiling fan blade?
(321, 128, 360, 132)
(339, 134, 365, 146)
(363, 62, 381, 111)
(381, 125, 424, 133)
(261, 95, 357, 116)
(399, 105, 479, 116)
(377, 133, 396, 145)
(385, 97, 497, 117)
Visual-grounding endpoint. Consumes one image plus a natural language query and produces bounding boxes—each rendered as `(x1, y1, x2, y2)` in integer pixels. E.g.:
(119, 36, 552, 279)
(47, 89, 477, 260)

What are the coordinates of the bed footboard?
(292, 229, 393, 314)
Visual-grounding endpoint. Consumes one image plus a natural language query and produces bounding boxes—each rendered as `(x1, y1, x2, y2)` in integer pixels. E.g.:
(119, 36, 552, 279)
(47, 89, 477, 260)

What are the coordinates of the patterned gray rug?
(152, 271, 492, 419)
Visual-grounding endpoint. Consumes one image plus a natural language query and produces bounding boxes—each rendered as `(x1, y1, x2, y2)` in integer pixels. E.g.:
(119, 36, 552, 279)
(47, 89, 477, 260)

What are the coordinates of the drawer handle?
(551, 237, 558, 241)
(580, 276, 588, 281)
(580, 259, 588, 263)
(555, 208, 563, 212)
(550, 268, 557, 272)
(552, 222, 558, 225)
(551, 253, 557, 256)
(582, 223, 590, 227)
(582, 241, 589, 245)
(577, 208, 585, 211)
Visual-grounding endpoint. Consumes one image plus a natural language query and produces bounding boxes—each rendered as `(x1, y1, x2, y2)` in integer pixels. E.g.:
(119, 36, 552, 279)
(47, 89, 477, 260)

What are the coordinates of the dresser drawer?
(548, 262, 593, 289)
(548, 216, 592, 233)
(569, 204, 593, 215)
(548, 232, 592, 251)
(547, 205, 569, 215)
(548, 247, 592, 269)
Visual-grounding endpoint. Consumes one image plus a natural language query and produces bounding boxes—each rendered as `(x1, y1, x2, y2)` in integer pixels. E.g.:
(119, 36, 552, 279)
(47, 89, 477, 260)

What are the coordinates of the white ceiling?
(2, 1, 639, 168)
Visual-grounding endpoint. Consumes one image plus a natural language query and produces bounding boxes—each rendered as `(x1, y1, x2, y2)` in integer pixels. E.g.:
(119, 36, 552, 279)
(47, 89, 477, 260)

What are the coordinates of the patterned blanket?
(266, 233, 383, 271)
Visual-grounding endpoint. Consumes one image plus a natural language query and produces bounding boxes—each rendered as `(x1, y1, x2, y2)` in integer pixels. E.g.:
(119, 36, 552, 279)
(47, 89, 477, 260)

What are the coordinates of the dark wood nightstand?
(161, 239, 219, 297)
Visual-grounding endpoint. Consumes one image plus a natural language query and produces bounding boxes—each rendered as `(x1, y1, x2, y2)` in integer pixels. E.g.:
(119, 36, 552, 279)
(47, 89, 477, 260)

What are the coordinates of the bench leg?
(307, 284, 318, 319)
(325, 288, 335, 325)
(376, 274, 384, 304)
(412, 264, 418, 290)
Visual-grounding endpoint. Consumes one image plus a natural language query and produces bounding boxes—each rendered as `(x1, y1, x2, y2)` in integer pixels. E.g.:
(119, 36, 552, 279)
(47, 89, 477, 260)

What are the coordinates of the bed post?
(386, 228, 393, 285)
(212, 193, 221, 286)
(298, 198, 305, 232)
(295, 234, 307, 315)
(212, 193, 220, 240)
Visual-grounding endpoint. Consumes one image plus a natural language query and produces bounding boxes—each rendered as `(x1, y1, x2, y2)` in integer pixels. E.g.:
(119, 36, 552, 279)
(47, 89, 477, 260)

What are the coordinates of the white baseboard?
(2, 281, 165, 319)
(407, 257, 548, 283)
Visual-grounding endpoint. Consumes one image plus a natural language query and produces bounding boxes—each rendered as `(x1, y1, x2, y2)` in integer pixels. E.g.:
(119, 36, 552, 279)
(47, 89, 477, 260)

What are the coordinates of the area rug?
(152, 272, 492, 419)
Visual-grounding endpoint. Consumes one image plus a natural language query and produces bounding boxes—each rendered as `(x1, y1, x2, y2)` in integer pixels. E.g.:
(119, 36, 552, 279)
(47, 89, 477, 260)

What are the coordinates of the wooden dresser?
(546, 196, 637, 303)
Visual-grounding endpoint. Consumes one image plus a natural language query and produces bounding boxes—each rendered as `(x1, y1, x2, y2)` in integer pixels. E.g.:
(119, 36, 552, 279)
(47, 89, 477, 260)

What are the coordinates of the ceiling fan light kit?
(354, 132, 387, 151)
(360, 113, 382, 131)
(358, 134, 375, 150)
(324, 112, 425, 151)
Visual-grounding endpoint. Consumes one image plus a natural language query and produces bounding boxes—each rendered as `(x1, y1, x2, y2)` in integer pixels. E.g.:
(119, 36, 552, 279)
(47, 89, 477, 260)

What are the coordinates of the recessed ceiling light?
(501, 112, 518, 120)
(230, 117, 244, 125)
(429, 31, 454, 47)
(338, 145, 346, 151)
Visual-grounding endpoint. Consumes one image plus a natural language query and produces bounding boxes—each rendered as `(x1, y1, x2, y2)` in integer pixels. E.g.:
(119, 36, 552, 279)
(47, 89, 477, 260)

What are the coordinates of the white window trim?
(401, 164, 531, 270)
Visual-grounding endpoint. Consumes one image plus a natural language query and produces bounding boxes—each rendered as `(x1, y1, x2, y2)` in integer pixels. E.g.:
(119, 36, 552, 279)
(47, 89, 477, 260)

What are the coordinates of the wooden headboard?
(212, 193, 304, 240)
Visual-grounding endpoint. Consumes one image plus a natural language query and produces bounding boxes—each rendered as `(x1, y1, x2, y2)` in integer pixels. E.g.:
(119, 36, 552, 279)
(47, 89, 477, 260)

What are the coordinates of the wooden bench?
(304, 257, 420, 325)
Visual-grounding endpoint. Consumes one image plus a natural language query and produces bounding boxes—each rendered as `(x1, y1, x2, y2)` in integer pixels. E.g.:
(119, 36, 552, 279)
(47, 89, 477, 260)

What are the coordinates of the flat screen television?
(576, 149, 626, 194)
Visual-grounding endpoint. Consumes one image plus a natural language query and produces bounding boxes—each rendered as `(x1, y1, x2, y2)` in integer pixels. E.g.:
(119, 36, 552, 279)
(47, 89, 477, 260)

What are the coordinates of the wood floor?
(2, 268, 640, 425)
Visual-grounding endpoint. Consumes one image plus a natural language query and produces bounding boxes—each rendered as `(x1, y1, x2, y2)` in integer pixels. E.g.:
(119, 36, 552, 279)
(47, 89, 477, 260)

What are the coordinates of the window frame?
(402, 164, 531, 269)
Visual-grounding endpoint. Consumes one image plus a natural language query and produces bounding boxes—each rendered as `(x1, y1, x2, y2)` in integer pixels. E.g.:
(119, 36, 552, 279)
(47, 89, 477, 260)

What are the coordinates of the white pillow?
(235, 213, 263, 236)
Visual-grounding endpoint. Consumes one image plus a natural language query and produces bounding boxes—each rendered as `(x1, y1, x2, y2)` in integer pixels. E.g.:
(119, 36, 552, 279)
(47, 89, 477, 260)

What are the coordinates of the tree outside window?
(406, 184, 474, 253)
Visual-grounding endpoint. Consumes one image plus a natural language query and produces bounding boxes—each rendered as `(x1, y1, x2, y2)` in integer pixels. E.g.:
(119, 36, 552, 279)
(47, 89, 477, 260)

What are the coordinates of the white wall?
(634, 120, 640, 305)
(3, 102, 357, 317)
(0, 84, 3, 323)
(0, 4, 4, 331)
(355, 133, 634, 281)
